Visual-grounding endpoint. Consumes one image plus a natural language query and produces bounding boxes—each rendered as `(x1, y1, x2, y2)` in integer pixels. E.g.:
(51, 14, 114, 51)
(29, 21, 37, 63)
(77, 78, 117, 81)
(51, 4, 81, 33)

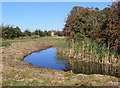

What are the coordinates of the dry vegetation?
(1, 38, 119, 86)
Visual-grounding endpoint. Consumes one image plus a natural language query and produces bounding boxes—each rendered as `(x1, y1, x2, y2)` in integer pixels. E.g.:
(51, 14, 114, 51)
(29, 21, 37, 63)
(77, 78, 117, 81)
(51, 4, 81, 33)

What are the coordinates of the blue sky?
(2, 2, 112, 32)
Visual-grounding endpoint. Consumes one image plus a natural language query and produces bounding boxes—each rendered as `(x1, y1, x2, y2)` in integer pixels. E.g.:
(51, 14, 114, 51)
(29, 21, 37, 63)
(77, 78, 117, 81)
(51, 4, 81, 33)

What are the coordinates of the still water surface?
(24, 48, 68, 71)
(24, 47, 119, 78)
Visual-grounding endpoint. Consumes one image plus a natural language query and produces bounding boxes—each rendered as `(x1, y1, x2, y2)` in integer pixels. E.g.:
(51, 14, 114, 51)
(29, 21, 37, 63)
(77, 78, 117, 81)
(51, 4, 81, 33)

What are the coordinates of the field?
(1, 37, 119, 86)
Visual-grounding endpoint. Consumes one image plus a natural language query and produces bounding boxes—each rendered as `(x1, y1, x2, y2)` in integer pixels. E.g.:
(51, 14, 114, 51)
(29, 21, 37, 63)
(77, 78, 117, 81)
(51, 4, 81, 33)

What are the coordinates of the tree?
(24, 29, 31, 36)
(14, 26, 22, 38)
(2, 25, 22, 39)
(34, 30, 40, 35)
(39, 30, 45, 37)
(47, 31, 51, 36)
(95, 2, 120, 62)
(58, 31, 64, 36)
(63, 1, 120, 63)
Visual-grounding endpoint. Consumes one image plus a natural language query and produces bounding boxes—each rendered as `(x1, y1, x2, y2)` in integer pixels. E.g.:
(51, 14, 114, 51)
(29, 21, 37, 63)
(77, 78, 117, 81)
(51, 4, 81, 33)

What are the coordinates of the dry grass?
(1, 38, 119, 86)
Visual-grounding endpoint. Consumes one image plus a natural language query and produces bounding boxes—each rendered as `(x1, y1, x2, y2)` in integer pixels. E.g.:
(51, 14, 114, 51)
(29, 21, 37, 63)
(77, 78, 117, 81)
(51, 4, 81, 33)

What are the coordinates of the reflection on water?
(24, 48, 68, 71)
(66, 61, 119, 78)
(24, 47, 119, 78)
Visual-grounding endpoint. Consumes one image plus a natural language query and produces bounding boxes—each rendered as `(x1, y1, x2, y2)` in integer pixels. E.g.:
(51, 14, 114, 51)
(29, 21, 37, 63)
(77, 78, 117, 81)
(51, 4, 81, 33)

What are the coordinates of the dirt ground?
(1, 39, 119, 86)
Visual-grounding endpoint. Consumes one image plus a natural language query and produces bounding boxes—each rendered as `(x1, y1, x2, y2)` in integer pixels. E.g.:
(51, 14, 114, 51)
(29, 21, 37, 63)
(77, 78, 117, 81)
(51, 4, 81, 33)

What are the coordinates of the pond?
(24, 48, 69, 71)
(24, 47, 119, 78)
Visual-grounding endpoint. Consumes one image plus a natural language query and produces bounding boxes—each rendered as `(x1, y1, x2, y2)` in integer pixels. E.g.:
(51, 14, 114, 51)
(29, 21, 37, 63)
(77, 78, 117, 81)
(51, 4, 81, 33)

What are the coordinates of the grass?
(3, 70, 17, 78)
(1, 37, 40, 46)
(2, 37, 118, 86)
(21, 71, 29, 76)
(1, 40, 25, 46)
(65, 73, 74, 77)
(1, 41, 11, 46)
(1, 36, 67, 46)
(3, 80, 41, 86)
(66, 78, 70, 81)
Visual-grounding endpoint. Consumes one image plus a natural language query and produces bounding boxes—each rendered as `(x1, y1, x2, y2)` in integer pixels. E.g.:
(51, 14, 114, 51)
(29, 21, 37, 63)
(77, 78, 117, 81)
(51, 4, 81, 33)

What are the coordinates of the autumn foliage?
(63, 1, 120, 63)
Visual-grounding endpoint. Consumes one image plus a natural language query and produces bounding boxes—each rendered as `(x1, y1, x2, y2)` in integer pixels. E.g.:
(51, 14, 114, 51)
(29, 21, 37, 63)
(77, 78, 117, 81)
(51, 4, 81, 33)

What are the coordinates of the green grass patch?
(65, 73, 74, 77)
(66, 78, 70, 81)
(1, 37, 40, 46)
(21, 71, 29, 76)
(51, 37, 67, 41)
(1, 40, 24, 46)
(1, 36, 66, 47)
(3, 70, 17, 77)
(1, 41, 11, 46)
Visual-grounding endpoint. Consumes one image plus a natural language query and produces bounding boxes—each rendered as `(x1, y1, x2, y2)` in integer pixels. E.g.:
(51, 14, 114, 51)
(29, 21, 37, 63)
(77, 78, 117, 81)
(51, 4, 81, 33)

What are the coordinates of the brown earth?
(1, 39, 119, 86)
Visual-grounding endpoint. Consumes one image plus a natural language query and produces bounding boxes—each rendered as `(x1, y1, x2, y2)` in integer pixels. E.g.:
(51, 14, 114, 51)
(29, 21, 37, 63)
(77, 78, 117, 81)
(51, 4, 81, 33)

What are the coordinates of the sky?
(2, 2, 112, 32)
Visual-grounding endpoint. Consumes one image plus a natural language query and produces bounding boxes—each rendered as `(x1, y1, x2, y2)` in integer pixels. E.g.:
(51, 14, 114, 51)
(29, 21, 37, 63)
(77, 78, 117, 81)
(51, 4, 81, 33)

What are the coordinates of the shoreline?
(56, 48, 119, 67)
(2, 38, 119, 86)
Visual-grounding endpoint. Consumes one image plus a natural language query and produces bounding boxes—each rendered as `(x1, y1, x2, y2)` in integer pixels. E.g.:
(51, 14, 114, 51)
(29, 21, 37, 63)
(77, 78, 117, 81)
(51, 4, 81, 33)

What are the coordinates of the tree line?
(1, 24, 64, 39)
(63, 1, 120, 64)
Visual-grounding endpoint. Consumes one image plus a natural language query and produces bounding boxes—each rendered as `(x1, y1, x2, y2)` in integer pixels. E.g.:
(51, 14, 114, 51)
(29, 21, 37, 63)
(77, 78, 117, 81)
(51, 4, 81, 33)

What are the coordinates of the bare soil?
(1, 39, 119, 86)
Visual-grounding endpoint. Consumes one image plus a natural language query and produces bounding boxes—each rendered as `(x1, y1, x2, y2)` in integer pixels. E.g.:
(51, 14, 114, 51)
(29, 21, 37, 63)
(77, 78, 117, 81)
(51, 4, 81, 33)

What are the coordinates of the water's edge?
(23, 47, 119, 78)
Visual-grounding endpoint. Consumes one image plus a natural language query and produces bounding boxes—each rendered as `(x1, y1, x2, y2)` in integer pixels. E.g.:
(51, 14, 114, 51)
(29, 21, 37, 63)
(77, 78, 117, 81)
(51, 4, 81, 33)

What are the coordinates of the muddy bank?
(1, 39, 119, 86)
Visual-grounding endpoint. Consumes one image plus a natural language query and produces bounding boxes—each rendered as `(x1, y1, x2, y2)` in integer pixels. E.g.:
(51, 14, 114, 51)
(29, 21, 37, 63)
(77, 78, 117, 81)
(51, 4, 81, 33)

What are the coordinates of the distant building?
(51, 30, 55, 36)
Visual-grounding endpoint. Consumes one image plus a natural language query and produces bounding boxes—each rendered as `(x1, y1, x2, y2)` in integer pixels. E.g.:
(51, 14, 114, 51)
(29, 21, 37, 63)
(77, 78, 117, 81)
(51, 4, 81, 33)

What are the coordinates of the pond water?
(24, 47, 119, 78)
(24, 48, 68, 71)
